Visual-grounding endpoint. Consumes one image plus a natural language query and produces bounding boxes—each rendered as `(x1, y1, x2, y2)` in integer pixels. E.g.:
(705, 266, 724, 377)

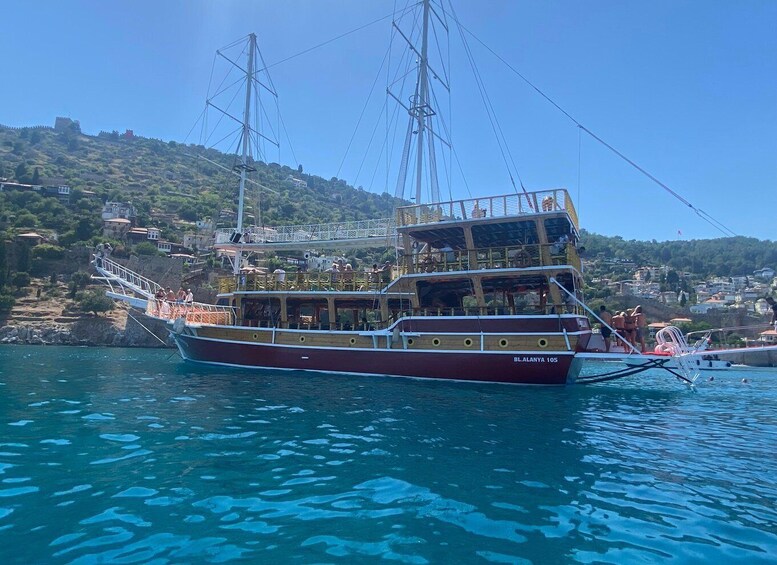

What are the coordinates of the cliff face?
(0, 283, 172, 348)
(0, 311, 171, 347)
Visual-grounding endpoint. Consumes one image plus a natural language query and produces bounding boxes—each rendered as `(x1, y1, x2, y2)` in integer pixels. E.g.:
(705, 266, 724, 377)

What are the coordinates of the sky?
(2, 0, 775, 242)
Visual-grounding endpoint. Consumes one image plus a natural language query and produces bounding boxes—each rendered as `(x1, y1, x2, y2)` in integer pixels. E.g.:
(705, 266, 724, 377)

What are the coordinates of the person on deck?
(370, 264, 381, 286)
(611, 311, 627, 351)
(766, 297, 777, 329)
(623, 308, 637, 347)
(633, 305, 647, 352)
(599, 305, 613, 353)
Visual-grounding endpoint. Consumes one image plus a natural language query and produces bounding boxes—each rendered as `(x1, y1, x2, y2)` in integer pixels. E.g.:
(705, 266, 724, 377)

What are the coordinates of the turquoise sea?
(0, 345, 775, 564)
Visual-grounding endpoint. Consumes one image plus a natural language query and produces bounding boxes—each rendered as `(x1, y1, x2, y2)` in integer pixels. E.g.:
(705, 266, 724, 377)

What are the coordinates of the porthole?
(407, 338, 414, 346)
(349, 337, 357, 345)
(432, 338, 441, 347)
(299, 336, 306, 343)
(499, 338, 509, 348)
(464, 338, 473, 347)
(252, 333, 259, 340)
(538, 338, 548, 348)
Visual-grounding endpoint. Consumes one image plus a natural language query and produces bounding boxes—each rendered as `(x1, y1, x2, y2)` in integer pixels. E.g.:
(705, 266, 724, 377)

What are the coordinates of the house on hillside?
(103, 218, 132, 240)
(754, 267, 775, 280)
(41, 185, 70, 203)
(183, 232, 214, 253)
(286, 175, 308, 188)
(690, 298, 728, 314)
(102, 201, 137, 221)
(156, 240, 190, 255)
(127, 227, 161, 245)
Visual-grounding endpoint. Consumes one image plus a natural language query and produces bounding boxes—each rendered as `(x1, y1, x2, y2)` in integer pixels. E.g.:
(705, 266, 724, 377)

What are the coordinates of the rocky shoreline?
(0, 308, 172, 348)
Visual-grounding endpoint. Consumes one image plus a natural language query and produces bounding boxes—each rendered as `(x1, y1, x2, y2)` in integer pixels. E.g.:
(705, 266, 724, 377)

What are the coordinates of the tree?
(68, 270, 92, 298)
(14, 162, 29, 182)
(31, 167, 40, 185)
(0, 241, 8, 288)
(11, 271, 31, 290)
(32, 244, 65, 260)
(75, 217, 98, 242)
(76, 289, 114, 316)
(135, 242, 161, 256)
(0, 293, 14, 312)
(15, 243, 32, 273)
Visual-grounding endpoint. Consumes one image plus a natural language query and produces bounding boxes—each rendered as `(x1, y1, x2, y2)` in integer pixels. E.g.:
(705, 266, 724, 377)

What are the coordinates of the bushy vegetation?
(580, 230, 777, 278)
(0, 126, 404, 249)
(75, 289, 114, 316)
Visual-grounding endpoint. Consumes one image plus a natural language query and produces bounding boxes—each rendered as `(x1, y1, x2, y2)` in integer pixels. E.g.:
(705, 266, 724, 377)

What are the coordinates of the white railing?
(397, 189, 578, 230)
(145, 299, 235, 325)
(93, 256, 162, 299)
(215, 217, 395, 245)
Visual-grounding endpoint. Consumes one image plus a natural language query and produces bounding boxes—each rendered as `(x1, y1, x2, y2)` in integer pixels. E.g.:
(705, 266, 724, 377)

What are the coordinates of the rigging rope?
(447, 15, 738, 237)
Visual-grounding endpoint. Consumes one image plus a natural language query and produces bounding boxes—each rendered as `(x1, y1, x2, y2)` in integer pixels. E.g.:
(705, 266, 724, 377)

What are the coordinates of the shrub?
(135, 242, 161, 256)
(0, 293, 15, 312)
(75, 289, 114, 316)
(32, 244, 66, 260)
(10, 272, 31, 290)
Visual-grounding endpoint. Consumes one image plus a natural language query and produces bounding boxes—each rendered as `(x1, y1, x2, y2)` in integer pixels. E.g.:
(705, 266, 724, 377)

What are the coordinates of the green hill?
(1, 122, 775, 280)
(0, 124, 403, 246)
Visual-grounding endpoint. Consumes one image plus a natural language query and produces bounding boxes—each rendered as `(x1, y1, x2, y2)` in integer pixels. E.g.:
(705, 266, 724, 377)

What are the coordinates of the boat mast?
(234, 33, 256, 275)
(393, 0, 443, 205)
(414, 0, 432, 205)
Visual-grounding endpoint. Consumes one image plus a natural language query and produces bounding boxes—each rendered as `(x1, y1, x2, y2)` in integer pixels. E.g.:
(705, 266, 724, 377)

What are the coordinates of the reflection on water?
(0, 346, 775, 563)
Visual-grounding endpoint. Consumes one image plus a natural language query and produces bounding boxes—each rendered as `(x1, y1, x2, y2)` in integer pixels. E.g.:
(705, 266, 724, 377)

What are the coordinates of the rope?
(126, 310, 170, 347)
(446, 14, 738, 238)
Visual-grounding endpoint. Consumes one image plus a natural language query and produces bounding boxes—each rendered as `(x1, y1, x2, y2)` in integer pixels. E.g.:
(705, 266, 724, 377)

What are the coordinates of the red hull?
(172, 333, 578, 385)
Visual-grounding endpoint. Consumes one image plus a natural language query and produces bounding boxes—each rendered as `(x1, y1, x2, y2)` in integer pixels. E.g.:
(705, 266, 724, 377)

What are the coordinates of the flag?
(677, 229, 682, 236)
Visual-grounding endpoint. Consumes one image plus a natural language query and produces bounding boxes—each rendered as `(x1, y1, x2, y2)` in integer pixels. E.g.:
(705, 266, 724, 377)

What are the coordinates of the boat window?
(415, 279, 474, 310)
(543, 217, 576, 242)
(242, 298, 281, 328)
(471, 220, 538, 248)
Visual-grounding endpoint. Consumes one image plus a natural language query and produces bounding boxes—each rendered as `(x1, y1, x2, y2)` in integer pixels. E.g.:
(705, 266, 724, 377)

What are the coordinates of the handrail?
(214, 217, 395, 245)
(407, 243, 581, 273)
(241, 304, 583, 331)
(218, 267, 402, 294)
(146, 299, 236, 325)
(93, 256, 162, 299)
(396, 189, 579, 230)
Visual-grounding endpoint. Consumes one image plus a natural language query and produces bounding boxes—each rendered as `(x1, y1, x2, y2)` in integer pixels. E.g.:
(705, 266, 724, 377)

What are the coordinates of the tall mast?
(414, 0, 431, 205)
(392, 0, 444, 205)
(234, 33, 256, 274)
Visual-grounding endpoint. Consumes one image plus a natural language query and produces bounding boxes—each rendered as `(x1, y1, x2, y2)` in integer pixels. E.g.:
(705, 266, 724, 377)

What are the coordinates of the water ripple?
(0, 349, 775, 563)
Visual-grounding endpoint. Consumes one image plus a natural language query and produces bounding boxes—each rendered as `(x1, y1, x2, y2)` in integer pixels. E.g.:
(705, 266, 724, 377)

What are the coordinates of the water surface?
(1, 346, 775, 563)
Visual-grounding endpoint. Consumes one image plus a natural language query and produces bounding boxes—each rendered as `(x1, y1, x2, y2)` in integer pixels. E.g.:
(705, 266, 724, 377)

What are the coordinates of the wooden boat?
(167, 190, 592, 385)
(97, 3, 595, 385)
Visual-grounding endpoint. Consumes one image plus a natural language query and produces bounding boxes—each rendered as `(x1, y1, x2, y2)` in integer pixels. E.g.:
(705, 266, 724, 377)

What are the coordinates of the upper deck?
(213, 188, 578, 254)
(396, 189, 578, 231)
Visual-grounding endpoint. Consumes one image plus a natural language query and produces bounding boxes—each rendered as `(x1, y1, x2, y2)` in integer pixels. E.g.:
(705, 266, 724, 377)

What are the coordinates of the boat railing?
(214, 217, 395, 245)
(407, 243, 582, 273)
(243, 303, 583, 330)
(146, 300, 236, 325)
(218, 267, 404, 294)
(396, 189, 579, 230)
(94, 256, 162, 299)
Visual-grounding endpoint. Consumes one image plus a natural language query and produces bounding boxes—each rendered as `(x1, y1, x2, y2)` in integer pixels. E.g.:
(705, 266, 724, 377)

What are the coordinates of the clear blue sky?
(3, 1, 775, 242)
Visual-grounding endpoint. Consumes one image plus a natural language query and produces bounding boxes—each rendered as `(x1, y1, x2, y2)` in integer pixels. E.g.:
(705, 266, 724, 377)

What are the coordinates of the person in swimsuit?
(599, 305, 613, 352)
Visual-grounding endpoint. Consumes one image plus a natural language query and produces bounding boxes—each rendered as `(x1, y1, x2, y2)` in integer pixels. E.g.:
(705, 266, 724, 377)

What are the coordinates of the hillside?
(1, 121, 775, 280)
(0, 124, 403, 246)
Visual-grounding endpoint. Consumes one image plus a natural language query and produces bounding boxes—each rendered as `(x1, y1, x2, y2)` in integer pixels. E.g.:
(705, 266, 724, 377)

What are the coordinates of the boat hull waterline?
(171, 332, 578, 385)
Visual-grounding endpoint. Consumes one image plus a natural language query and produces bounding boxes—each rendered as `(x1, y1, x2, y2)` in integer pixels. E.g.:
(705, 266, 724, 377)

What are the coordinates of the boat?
(154, 7, 595, 385)
(94, 4, 747, 387)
